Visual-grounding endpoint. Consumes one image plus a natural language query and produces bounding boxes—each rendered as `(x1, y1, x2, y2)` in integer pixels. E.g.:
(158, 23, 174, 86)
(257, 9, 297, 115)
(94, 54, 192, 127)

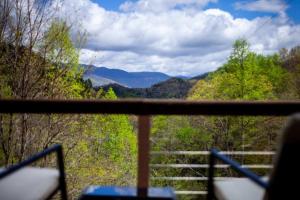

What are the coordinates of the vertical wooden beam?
(207, 150, 215, 200)
(137, 115, 151, 197)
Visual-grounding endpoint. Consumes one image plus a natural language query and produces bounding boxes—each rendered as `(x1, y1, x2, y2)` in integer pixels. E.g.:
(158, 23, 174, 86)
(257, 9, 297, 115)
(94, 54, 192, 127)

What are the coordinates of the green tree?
(188, 39, 286, 151)
(280, 46, 300, 98)
(64, 88, 137, 197)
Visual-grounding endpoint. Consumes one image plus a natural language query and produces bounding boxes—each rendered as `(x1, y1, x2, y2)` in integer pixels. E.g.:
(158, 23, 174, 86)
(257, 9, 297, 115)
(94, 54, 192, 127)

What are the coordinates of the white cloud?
(55, 0, 300, 76)
(79, 48, 227, 76)
(120, 0, 218, 12)
(234, 0, 288, 17)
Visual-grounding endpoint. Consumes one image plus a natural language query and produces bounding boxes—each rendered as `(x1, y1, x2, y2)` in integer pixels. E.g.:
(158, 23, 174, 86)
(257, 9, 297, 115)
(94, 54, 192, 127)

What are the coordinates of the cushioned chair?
(0, 144, 67, 200)
(207, 113, 300, 200)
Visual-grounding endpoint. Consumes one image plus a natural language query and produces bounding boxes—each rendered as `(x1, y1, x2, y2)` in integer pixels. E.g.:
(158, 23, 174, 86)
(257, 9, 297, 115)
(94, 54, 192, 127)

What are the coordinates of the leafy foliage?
(150, 39, 296, 199)
(0, 2, 137, 198)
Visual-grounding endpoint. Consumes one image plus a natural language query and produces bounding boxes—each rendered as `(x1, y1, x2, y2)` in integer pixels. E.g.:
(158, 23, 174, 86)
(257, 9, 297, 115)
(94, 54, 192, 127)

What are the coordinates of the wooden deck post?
(138, 115, 151, 197)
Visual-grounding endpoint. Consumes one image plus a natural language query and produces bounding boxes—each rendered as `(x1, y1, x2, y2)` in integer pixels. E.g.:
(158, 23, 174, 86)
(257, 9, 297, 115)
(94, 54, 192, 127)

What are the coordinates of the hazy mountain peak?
(82, 65, 171, 88)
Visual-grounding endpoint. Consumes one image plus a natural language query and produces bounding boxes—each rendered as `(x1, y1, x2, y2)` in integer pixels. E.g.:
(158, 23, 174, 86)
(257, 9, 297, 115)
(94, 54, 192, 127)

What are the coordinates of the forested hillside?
(1, 1, 300, 200)
(101, 77, 197, 98)
(99, 73, 208, 99)
(0, 1, 136, 198)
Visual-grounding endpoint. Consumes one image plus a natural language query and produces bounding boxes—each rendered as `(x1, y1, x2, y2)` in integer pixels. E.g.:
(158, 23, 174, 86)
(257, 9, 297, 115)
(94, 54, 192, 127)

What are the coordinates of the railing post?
(57, 145, 68, 200)
(207, 150, 215, 200)
(137, 115, 151, 198)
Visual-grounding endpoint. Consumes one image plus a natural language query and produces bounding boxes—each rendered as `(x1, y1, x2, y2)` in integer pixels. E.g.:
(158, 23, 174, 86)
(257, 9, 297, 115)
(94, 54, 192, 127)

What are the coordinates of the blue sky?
(208, 0, 300, 23)
(59, 0, 300, 76)
(94, 0, 300, 23)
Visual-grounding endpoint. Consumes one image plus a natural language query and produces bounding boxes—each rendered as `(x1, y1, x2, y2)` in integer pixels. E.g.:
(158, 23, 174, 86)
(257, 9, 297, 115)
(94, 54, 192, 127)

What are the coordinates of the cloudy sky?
(57, 0, 300, 76)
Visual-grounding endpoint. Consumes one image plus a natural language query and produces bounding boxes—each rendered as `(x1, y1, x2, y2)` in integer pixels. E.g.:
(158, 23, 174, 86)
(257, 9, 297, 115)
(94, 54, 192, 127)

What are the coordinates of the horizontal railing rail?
(150, 164, 273, 169)
(175, 191, 207, 195)
(0, 99, 299, 198)
(0, 99, 300, 115)
(152, 177, 267, 181)
(151, 151, 275, 155)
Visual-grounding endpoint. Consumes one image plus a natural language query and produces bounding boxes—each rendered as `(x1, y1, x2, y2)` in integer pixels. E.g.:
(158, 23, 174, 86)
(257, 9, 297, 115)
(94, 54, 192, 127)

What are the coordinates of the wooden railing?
(0, 99, 300, 198)
(150, 151, 275, 197)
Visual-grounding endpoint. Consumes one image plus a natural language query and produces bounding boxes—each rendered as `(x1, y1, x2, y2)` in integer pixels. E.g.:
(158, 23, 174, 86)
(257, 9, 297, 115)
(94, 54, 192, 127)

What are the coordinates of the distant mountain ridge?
(100, 74, 209, 99)
(82, 64, 209, 98)
(82, 65, 171, 88)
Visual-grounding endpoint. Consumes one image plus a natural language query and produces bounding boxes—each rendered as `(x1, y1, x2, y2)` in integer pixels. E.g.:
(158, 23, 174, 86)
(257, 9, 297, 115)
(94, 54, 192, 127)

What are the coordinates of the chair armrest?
(0, 144, 64, 179)
(210, 148, 268, 189)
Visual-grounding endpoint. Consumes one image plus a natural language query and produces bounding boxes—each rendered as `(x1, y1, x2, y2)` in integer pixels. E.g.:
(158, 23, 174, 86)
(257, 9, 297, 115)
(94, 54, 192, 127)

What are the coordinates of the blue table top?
(81, 186, 176, 199)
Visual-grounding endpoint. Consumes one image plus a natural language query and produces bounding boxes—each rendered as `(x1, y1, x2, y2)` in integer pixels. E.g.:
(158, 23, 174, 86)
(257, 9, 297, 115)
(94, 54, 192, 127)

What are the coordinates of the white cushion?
(0, 167, 59, 200)
(214, 178, 267, 200)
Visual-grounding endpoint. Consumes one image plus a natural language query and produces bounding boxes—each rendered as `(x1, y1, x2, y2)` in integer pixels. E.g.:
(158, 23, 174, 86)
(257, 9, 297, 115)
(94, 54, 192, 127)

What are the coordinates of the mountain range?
(100, 73, 208, 99)
(83, 65, 172, 88)
(82, 64, 209, 98)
